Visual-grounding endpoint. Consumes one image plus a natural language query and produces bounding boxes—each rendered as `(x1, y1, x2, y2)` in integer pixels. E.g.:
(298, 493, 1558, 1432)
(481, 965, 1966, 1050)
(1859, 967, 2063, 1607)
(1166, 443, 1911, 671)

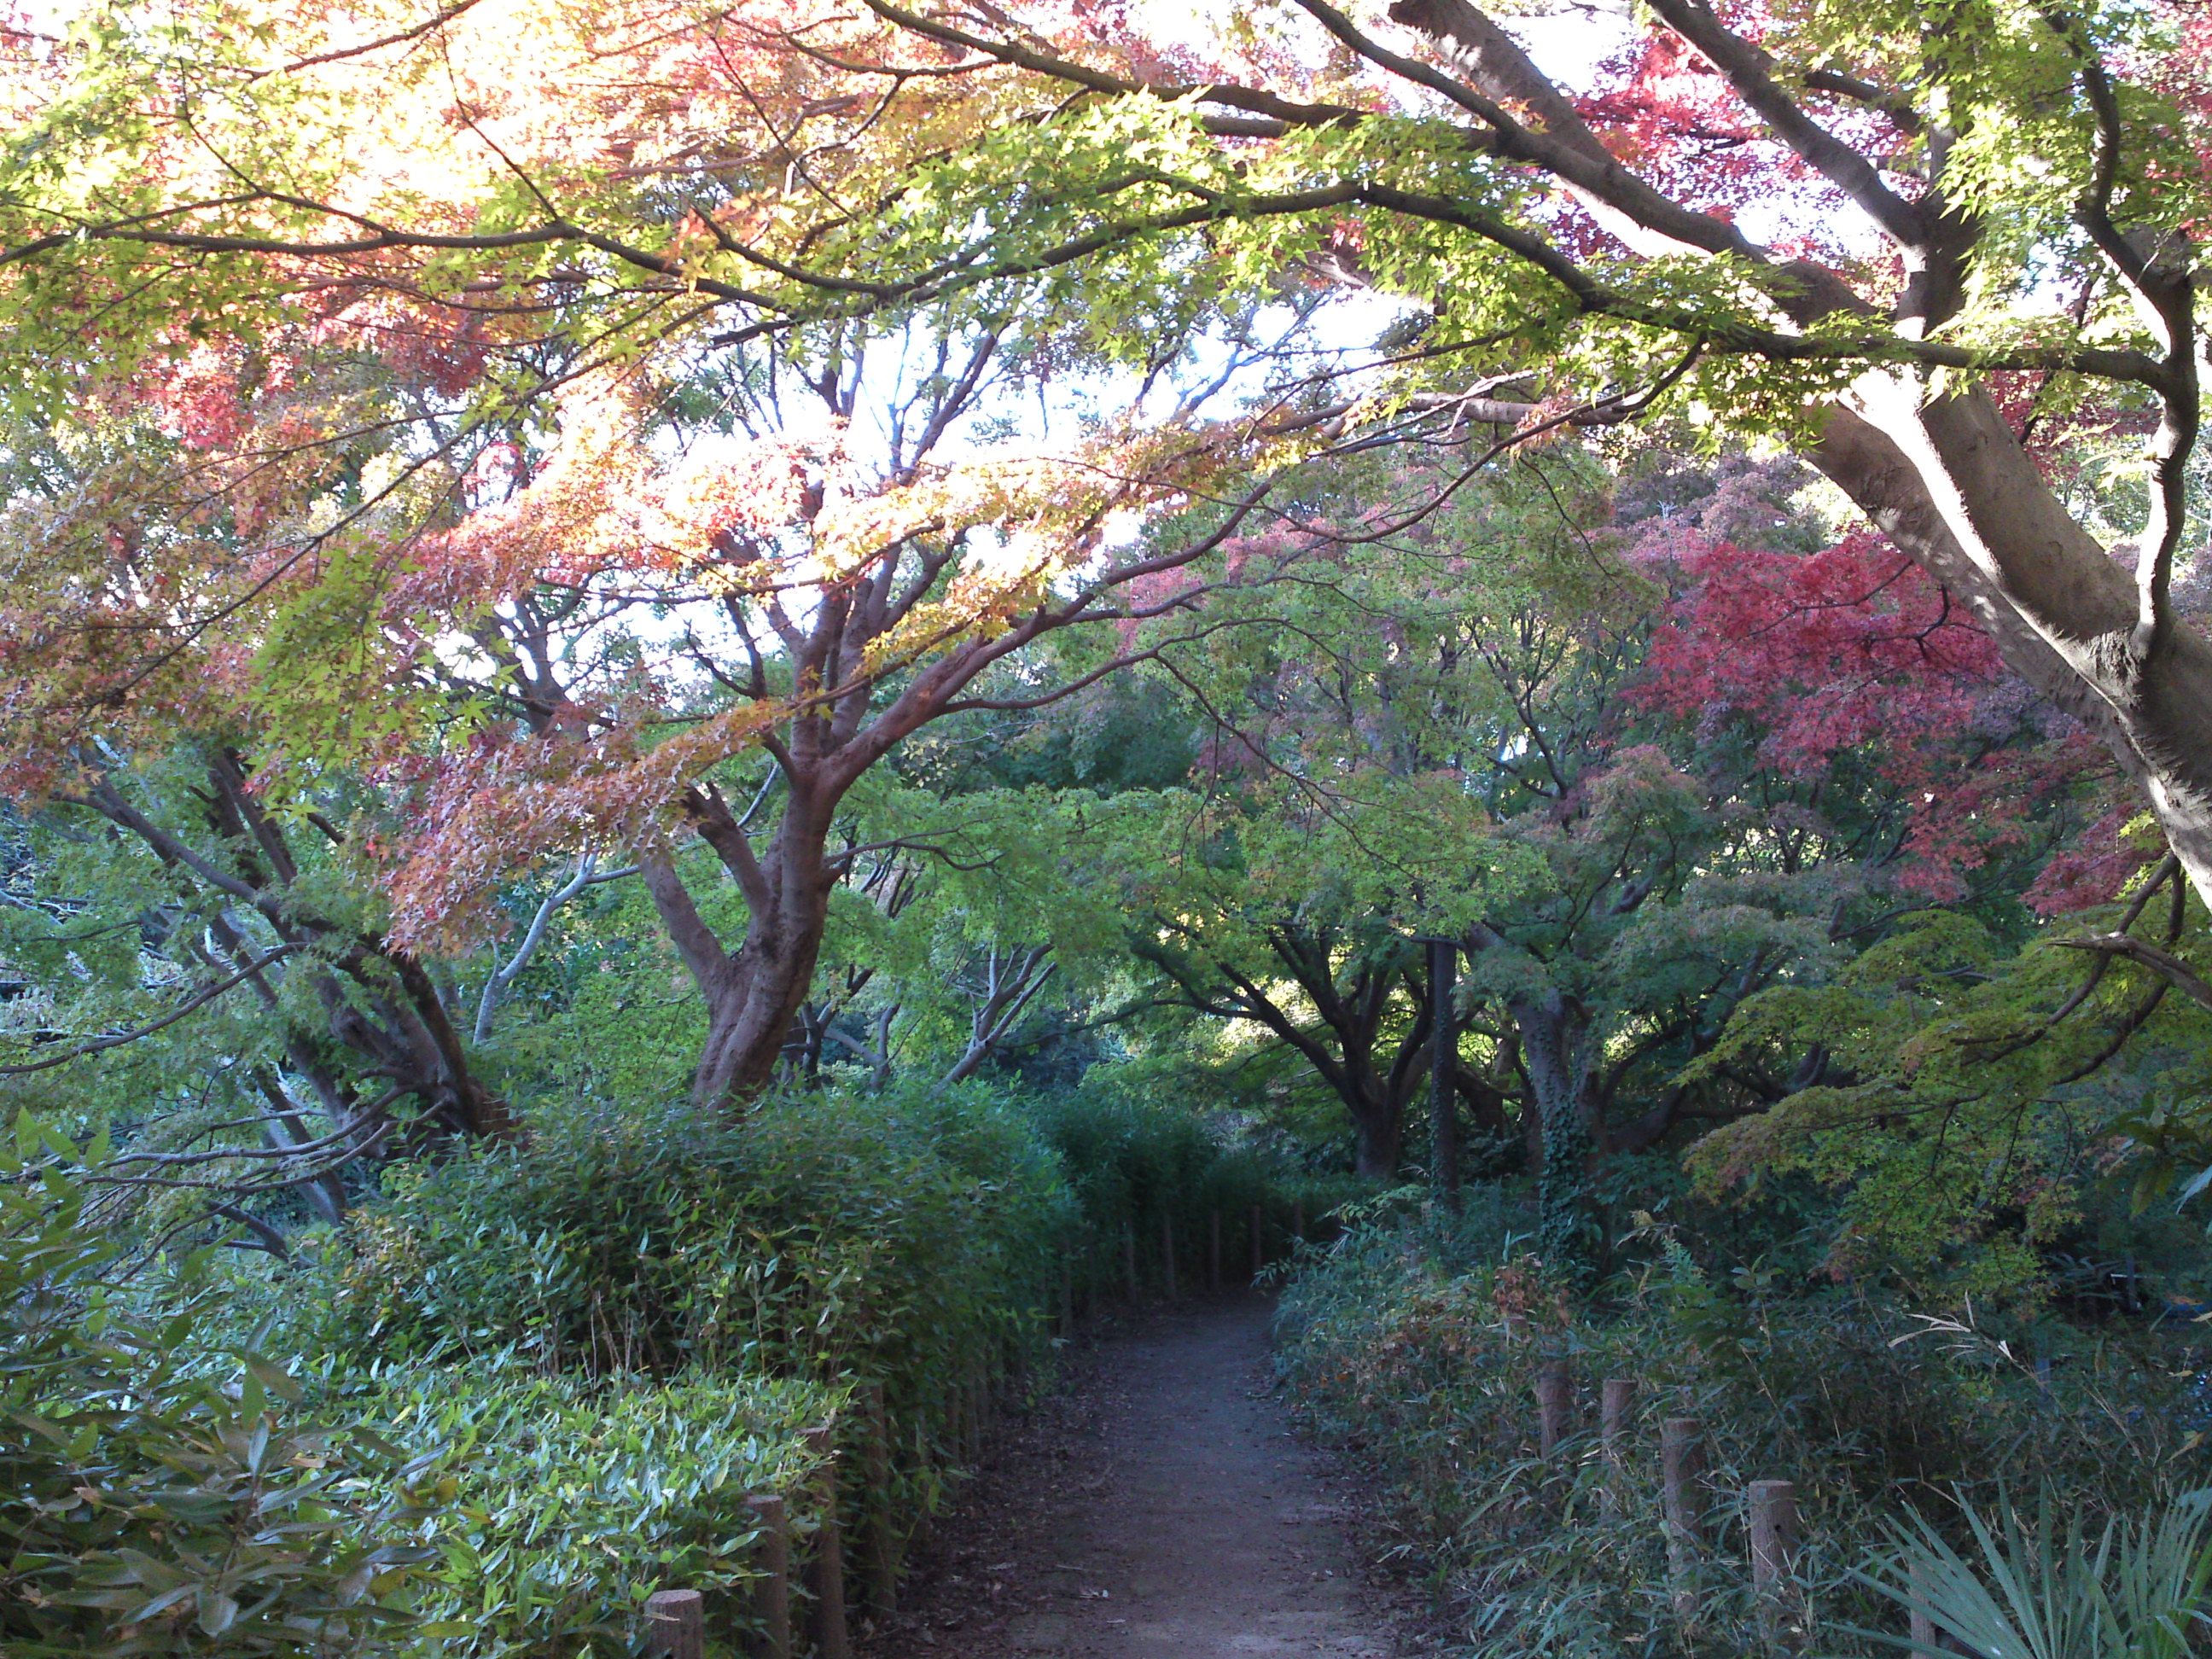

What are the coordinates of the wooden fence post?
(1599, 1377, 1634, 1512)
(1910, 1560, 1936, 1652)
(744, 1493, 791, 1659)
(1249, 1203, 1265, 1283)
(803, 1426, 849, 1659)
(1161, 1214, 1178, 1301)
(1750, 1479, 1802, 1651)
(1662, 1417, 1706, 1628)
(1537, 1359, 1574, 1456)
(644, 1588, 704, 1659)
(1601, 1378, 1635, 1462)
(1059, 1261, 1075, 1338)
(1208, 1210, 1222, 1294)
(1122, 1226, 1138, 1301)
(863, 1383, 897, 1621)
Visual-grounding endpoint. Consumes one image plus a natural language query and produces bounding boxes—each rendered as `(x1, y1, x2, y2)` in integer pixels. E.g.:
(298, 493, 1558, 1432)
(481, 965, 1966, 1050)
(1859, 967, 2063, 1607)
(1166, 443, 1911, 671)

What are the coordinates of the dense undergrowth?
(1275, 1192, 2212, 1659)
(3, 1074, 1318, 1657)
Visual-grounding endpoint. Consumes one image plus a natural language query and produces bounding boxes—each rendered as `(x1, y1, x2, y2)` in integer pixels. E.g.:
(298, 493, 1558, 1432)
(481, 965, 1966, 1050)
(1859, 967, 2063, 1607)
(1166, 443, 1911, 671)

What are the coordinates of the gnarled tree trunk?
(641, 789, 841, 1112)
(1815, 387, 2212, 908)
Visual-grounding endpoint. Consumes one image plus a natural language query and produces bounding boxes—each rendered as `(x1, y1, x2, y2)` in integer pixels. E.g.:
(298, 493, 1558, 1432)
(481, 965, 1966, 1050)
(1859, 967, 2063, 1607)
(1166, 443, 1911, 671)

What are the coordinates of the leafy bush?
(1, 1128, 438, 1657)
(1274, 1207, 2209, 1659)
(302, 1085, 1066, 1390)
(1028, 1068, 1364, 1300)
(1860, 1490, 2212, 1659)
(288, 1080, 1072, 1613)
(332, 1360, 832, 1659)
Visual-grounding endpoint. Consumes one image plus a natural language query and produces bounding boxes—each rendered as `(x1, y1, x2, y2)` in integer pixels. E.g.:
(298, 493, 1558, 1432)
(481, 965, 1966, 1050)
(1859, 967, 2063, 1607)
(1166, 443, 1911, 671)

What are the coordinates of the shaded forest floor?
(862, 1295, 1424, 1658)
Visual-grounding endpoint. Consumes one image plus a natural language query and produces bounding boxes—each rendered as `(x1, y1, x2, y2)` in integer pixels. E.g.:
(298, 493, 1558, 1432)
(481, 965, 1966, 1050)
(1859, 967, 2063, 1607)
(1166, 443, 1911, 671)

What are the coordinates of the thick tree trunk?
(690, 901, 833, 1109)
(1351, 1104, 1404, 1182)
(641, 803, 840, 1115)
(1814, 383, 2212, 906)
(1510, 991, 1595, 1270)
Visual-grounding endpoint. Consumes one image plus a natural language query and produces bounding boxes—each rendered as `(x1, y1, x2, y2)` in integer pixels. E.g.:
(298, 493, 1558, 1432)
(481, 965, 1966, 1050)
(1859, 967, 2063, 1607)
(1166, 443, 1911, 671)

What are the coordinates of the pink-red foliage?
(1638, 527, 2112, 904)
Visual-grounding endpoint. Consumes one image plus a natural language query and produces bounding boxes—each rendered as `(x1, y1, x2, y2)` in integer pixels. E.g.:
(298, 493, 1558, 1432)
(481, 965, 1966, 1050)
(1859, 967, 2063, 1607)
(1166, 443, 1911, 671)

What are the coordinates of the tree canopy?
(1, 0, 2209, 1295)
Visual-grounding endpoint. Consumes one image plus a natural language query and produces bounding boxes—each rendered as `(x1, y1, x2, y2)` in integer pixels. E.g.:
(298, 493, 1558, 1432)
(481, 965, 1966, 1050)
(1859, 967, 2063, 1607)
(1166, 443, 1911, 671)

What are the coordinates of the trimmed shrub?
(335, 1361, 832, 1658)
(1, 1137, 438, 1657)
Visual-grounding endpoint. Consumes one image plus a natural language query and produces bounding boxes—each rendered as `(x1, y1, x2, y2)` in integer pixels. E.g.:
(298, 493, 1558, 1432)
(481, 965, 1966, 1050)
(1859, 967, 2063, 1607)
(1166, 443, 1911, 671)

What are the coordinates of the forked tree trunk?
(690, 914, 832, 1108)
(329, 950, 516, 1142)
(1350, 1103, 1405, 1183)
(1816, 384, 2212, 908)
(639, 799, 841, 1114)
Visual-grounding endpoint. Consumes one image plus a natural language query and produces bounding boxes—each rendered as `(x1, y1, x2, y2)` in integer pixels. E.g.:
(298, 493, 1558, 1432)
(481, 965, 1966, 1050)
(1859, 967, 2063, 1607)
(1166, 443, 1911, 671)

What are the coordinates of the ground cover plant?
(1275, 1192, 2212, 1658)
(0, 1141, 442, 1658)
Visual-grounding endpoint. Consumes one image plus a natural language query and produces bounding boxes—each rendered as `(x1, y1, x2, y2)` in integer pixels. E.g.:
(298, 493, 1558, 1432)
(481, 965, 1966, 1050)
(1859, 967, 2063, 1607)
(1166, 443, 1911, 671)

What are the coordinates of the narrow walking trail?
(870, 1297, 1406, 1659)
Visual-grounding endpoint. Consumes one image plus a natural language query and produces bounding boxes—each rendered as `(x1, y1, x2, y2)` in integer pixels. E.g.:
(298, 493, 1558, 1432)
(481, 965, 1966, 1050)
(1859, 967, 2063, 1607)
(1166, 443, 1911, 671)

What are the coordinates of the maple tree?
(0, 288, 1315, 1115)
(1043, 445, 2111, 1260)
(7, 0, 2211, 1128)
(824, 0, 2212, 929)
(0, 1, 1358, 1111)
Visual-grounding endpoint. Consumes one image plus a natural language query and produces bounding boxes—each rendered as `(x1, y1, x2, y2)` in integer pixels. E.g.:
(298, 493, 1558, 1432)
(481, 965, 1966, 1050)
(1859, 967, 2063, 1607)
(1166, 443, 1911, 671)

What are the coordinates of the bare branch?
(0, 946, 302, 1075)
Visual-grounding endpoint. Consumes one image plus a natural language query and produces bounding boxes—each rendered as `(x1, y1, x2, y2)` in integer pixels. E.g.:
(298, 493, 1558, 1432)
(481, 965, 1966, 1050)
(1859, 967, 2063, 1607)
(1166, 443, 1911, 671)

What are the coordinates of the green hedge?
(1028, 1071, 1364, 1301)
(0, 1132, 439, 1658)
(300, 1087, 1067, 1417)
(336, 1361, 832, 1658)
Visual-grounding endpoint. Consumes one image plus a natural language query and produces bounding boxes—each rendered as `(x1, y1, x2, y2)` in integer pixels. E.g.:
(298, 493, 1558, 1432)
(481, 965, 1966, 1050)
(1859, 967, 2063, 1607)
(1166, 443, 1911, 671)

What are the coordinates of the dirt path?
(868, 1296, 1408, 1659)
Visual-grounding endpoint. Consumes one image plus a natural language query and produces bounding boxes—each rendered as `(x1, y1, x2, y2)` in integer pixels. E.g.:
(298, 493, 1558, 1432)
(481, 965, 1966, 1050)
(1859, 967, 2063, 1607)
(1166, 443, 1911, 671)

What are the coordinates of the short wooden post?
(1599, 1377, 1634, 1511)
(1249, 1203, 1265, 1282)
(1161, 1214, 1178, 1301)
(745, 1493, 791, 1659)
(1059, 1261, 1075, 1337)
(1536, 1359, 1573, 1456)
(804, 1426, 849, 1659)
(1601, 1378, 1635, 1461)
(1208, 1209, 1222, 1293)
(1749, 1479, 1802, 1650)
(1909, 1560, 1936, 1652)
(1662, 1417, 1706, 1627)
(863, 1383, 897, 1621)
(644, 1588, 704, 1659)
(1122, 1226, 1138, 1301)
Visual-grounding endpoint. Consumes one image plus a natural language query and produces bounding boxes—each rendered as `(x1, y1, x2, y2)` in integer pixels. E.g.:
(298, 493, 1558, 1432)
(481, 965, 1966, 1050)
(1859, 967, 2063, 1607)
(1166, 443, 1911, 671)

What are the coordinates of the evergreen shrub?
(334, 1361, 831, 1658)
(302, 1086, 1068, 1407)
(1028, 1069, 1363, 1300)
(0, 1138, 440, 1657)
